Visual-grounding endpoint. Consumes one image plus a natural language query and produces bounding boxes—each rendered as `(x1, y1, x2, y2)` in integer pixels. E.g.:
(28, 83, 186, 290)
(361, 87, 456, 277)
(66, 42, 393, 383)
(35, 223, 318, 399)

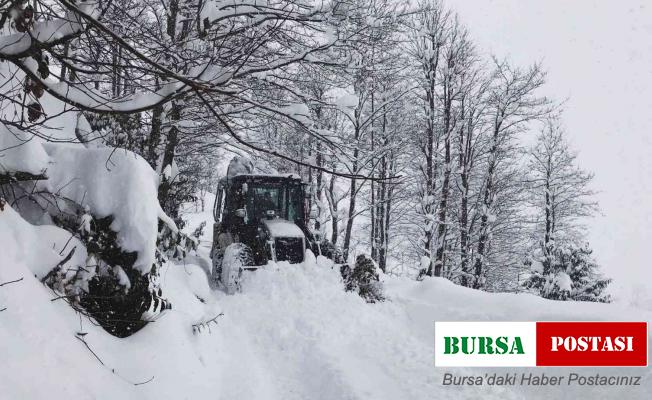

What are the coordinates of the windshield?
(246, 183, 303, 221)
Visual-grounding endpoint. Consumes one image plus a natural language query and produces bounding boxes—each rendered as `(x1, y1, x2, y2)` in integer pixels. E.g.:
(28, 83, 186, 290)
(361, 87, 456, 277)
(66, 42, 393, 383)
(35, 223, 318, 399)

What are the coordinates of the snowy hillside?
(1, 201, 650, 400)
(2, 1, 651, 399)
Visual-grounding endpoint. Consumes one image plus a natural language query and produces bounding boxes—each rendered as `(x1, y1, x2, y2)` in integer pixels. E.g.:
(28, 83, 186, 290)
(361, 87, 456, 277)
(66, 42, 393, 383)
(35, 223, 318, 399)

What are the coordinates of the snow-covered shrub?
(42, 204, 171, 337)
(318, 239, 345, 264)
(1, 134, 181, 336)
(156, 221, 201, 264)
(38, 143, 174, 272)
(523, 243, 611, 303)
(343, 254, 385, 303)
(0, 124, 49, 176)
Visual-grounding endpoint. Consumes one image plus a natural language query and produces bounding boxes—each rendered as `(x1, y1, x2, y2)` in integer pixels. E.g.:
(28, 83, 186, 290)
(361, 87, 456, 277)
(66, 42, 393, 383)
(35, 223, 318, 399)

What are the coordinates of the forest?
(1, 0, 611, 325)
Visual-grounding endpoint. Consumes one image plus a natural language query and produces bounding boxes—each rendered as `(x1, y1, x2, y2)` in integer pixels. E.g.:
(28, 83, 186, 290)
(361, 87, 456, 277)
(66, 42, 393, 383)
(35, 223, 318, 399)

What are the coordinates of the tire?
(211, 247, 224, 284)
(220, 243, 254, 295)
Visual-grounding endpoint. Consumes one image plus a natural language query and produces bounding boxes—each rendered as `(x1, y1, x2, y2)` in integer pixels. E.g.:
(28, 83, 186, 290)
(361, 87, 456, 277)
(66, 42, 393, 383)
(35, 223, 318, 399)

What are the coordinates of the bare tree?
(405, 0, 450, 275)
(451, 64, 490, 285)
(526, 117, 598, 251)
(471, 59, 550, 288)
(428, 17, 477, 277)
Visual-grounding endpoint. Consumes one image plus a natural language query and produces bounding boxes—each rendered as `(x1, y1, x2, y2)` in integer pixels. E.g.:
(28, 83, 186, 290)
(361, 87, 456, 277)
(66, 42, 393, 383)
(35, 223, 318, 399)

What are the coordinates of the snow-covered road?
(1, 201, 651, 400)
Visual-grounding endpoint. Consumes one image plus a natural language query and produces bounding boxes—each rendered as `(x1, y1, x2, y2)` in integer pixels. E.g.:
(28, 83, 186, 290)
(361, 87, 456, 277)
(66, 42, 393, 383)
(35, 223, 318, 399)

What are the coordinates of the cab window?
(287, 185, 303, 222)
(249, 184, 285, 219)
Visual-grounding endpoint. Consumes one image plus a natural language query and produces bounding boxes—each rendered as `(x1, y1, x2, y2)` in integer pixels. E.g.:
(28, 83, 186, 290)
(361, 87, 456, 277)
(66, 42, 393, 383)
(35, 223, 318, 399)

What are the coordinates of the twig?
(41, 246, 76, 284)
(59, 232, 76, 256)
(192, 312, 224, 334)
(0, 277, 23, 287)
(50, 294, 76, 302)
(74, 335, 105, 366)
(0, 172, 47, 185)
(0, 276, 21, 312)
(134, 376, 155, 386)
(73, 333, 156, 386)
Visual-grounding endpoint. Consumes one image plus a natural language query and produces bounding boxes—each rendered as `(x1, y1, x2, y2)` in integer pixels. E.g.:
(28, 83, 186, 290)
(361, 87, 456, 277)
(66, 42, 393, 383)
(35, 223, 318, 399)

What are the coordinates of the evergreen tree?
(524, 243, 611, 303)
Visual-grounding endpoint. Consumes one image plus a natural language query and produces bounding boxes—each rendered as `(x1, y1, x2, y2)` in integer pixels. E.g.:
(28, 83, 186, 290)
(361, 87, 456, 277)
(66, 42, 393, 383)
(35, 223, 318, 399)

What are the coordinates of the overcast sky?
(449, 0, 652, 295)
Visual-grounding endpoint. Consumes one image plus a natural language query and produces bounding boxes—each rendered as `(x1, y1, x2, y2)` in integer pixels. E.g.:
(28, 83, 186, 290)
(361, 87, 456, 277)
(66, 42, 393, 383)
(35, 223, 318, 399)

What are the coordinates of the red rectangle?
(536, 322, 647, 367)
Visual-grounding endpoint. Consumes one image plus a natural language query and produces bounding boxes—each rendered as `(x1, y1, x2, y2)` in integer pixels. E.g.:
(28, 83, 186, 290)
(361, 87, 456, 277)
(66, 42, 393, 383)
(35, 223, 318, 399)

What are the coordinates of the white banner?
(434, 322, 537, 367)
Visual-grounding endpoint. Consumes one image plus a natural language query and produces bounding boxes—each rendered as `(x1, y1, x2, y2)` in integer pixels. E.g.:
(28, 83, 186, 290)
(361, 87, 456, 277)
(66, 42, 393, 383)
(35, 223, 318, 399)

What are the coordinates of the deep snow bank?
(39, 143, 174, 272)
(1, 203, 651, 400)
(1, 128, 175, 273)
(0, 123, 49, 175)
(0, 204, 134, 399)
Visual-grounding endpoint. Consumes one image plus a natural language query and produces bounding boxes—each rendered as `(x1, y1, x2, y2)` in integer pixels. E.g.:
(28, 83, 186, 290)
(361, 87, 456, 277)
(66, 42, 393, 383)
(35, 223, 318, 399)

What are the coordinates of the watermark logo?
(434, 321, 648, 367)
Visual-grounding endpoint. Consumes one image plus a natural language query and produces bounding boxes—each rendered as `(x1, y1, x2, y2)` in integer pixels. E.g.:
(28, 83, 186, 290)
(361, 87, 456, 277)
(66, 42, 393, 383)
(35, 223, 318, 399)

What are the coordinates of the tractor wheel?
(211, 247, 224, 283)
(220, 243, 254, 295)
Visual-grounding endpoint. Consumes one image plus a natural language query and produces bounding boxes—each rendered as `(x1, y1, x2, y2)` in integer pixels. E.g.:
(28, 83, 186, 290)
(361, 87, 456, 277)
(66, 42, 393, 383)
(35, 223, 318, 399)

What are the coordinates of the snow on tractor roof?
(225, 156, 303, 184)
(233, 173, 302, 180)
(226, 156, 254, 178)
(220, 173, 304, 185)
(262, 219, 305, 238)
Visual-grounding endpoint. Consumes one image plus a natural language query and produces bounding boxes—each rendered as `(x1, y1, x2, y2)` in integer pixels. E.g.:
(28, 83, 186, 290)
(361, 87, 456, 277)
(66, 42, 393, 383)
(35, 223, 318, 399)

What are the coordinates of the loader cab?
(212, 174, 312, 268)
(213, 174, 308, 226)
(210, 169, 346, 293)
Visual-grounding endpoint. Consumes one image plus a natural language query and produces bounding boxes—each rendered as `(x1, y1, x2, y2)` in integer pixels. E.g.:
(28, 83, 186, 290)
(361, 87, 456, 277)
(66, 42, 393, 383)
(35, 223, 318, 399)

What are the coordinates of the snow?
(530, 259, 544, 273)
(335, 94, 359, 109)
(554, 271, 572, 292)
(0, 9, 85, 56)
(201, 0, 270, 23)
(419, 255, 430, 271)
(262, 218, 305, 238)
(162, 164, 172, 180)
(39, 143, 174, 272)
(227, 156, 254, 178)
(0, 123, 49, 175)
(3, 114, 173, 274)
(0, 203, 87, 280)
(113, 265, 132, 290)
(75, 112, 94, 143)
(18, 57, 186, 114)
(1, 201, 651, 399)
(278, 103, 311, 124)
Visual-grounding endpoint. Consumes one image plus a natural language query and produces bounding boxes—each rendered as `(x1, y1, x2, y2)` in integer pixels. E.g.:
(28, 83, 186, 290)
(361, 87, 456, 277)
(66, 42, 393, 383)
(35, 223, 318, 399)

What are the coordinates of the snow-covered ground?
(1, 198, 650, 399)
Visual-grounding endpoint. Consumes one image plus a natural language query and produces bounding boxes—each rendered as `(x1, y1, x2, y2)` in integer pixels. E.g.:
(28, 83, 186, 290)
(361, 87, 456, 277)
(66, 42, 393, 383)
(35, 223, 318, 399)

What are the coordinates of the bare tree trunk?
(147, 104, 164, 168)
(381, 181, 392, 273)
(342, 173, 357, 259)
(377, 108, 390, 272)
(458, 117, 472, 286)
(544, 163, 552, 249)
(473, 127, 498, 288)
(158, 102, 180, 215)
(328, 173, 339, 245)
(423, 85, 437, 275)
(342, 124, 360, 260)
(434, 113, 452, 276)
(314, 141, 323, 232)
